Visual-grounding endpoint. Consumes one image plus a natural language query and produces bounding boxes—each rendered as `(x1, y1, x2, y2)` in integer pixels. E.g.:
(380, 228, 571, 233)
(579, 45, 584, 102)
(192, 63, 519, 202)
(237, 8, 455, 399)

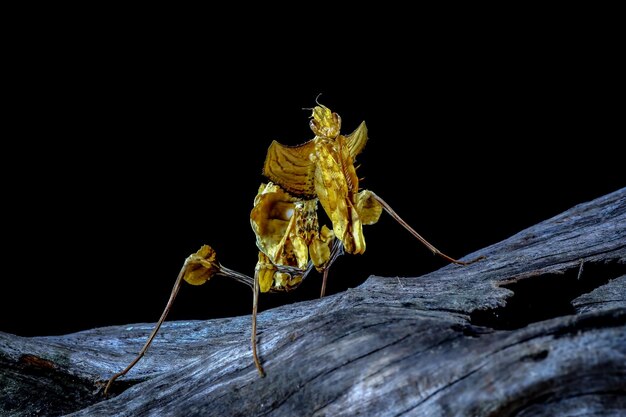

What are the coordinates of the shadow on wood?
(1, 188, 625, 416)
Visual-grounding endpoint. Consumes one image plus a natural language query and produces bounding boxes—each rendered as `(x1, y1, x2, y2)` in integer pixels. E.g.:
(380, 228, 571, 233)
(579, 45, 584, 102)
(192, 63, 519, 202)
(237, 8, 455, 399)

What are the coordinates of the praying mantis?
(103, 100, 484, 395)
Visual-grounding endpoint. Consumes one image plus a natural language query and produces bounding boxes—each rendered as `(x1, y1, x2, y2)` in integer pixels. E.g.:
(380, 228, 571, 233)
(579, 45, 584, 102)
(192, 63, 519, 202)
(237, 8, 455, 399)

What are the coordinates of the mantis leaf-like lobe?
(255, 252, 281, 293)
(250, 183, 300, 264)
(345, 121, 368, 160)
(182, 245, 220, 286)
(309, 225, 334, 271)
(250, 183, 333, 292)
(356, 190, 382, 225)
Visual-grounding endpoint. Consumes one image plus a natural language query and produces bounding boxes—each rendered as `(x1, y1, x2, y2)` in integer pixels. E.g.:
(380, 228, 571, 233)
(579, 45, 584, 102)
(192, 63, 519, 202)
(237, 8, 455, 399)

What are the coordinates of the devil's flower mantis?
(104, 102, 483, 395)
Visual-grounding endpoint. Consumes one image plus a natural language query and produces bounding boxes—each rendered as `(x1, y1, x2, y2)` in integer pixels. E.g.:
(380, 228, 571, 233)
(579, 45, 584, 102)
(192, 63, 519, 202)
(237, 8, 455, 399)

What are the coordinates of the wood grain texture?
(2, 188, 625, 417)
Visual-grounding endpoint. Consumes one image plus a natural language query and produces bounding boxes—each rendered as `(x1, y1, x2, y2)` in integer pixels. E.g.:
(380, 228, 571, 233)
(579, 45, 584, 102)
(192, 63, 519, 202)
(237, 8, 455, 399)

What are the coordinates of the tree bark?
(2, 188, 625, 417)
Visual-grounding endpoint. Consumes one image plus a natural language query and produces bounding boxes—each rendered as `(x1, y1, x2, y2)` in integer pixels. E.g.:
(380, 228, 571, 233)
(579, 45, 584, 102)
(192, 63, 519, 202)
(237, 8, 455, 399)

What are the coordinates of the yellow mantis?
(104, 101, 483, 395)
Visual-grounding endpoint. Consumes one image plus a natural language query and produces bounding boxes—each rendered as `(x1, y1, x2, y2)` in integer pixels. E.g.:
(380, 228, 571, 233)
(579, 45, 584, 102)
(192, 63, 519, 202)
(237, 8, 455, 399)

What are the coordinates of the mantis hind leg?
(103, 248, 254, 396)
(320, 268, 330, 298)
(103, 262, 187, 396)
(251, 269, 266, 377)
(370, 191, 485, 265)
(319, 239, 345, 298)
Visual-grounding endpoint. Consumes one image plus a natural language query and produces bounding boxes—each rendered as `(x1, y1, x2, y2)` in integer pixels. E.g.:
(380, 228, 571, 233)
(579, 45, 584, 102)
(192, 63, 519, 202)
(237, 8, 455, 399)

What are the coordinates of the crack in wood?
(471, 261, 626, 330)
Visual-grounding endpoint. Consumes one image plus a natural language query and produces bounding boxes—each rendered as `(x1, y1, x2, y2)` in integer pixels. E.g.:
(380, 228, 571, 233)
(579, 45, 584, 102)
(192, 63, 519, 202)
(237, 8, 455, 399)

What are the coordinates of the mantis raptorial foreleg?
(370, 192, 486, 266)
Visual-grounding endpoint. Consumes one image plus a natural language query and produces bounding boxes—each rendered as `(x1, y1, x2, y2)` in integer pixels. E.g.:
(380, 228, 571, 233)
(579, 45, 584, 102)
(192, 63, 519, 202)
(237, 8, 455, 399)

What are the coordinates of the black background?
(2, 31, 623, 337)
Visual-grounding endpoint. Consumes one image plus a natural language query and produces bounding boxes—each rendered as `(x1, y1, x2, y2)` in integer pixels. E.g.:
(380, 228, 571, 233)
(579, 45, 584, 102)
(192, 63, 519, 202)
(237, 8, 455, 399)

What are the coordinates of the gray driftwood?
(1, 188, 625, 417)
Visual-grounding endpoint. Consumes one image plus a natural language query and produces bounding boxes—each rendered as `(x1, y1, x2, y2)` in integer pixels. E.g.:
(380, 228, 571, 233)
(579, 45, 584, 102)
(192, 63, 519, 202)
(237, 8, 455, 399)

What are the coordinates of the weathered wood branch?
(2, 188, 625, 416)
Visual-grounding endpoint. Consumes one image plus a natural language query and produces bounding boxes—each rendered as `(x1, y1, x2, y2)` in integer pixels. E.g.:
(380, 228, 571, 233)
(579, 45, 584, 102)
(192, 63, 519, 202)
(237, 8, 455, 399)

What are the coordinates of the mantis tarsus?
(103, 101, 484, 395)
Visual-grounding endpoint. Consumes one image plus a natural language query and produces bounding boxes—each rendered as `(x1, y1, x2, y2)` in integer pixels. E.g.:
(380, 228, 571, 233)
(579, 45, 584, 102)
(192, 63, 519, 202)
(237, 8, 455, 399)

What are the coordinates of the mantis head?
(309, 105, 341, 139)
